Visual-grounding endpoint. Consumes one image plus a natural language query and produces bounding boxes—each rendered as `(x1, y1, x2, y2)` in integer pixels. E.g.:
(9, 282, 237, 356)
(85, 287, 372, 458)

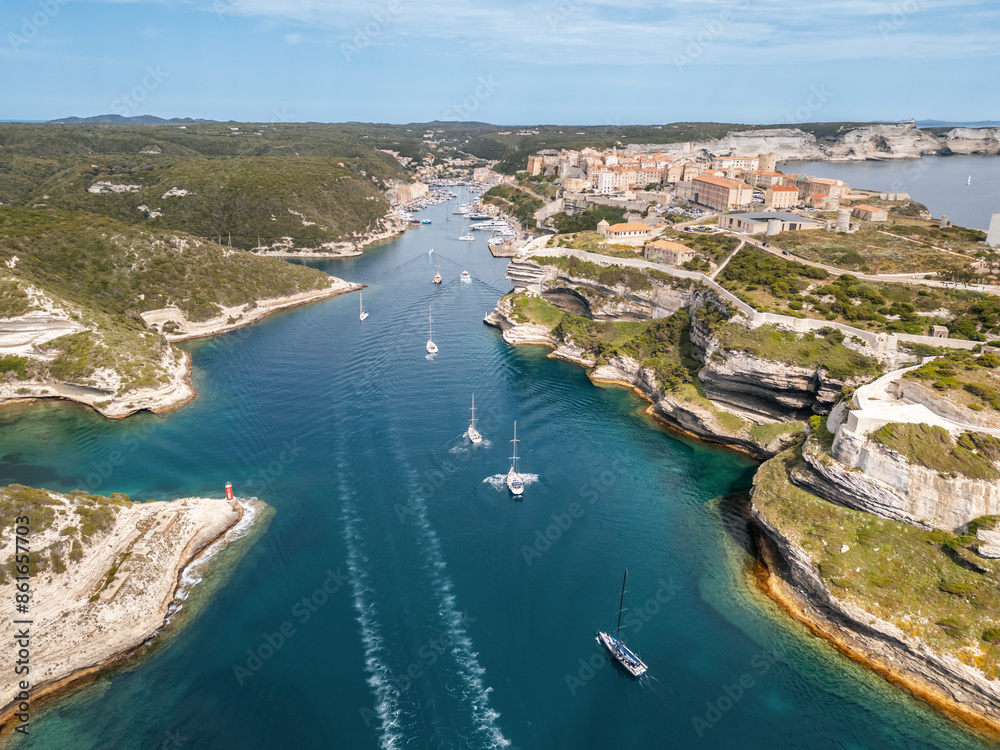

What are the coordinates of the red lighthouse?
(225, 482, 234, 502)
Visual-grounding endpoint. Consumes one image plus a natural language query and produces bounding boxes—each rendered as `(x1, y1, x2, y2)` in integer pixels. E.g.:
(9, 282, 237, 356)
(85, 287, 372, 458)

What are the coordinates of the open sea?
(783, 155, 1000, 230)
(0, 195, 995, 749)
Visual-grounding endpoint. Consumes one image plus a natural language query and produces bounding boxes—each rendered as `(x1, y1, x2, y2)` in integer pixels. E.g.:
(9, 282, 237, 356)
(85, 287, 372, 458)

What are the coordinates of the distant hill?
(0, 122, 409, 251)
(917, 120, 1000, 128)
(48, 114, 217, 125)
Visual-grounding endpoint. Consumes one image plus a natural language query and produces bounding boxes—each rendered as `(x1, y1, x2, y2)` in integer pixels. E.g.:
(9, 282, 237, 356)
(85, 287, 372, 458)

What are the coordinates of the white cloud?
(98, 0, 1000, 65)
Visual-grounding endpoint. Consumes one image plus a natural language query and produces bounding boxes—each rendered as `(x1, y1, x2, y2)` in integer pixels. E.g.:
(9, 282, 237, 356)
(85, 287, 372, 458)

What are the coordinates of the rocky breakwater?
(750, 457, 1000, 738)
(0, 486, 266, 734)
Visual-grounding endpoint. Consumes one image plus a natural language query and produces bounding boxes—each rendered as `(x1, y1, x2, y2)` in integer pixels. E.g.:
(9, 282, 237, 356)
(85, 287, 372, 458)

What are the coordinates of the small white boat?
(506, 421, 524, 495)
(460, 270, 471, 282)
(467, 394, 482, 445)
(968, 175, 972, 185)
(434, 259, 442, 284)
(359, 292, 369, 321)
(426, 306, 438, 354)
(458, 234, 475, 242)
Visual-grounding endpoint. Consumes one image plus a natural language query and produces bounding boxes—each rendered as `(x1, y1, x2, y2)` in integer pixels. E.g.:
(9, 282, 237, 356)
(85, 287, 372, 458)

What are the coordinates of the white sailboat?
(968, 175, 972, 185)
(467, 394, 482, 445)
(433, 258, 442, 284)
(506, 421, 524, 495)
(460, 270, 471, 282)
(426, 306, 438, 354)
(359, 292, 369, 321)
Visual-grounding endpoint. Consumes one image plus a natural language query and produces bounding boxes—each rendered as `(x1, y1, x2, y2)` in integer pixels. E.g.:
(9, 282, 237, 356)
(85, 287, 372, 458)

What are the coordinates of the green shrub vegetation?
(716, 247, 999, 340)
(0, 207, 335, 393)
(715, 323, 882, 381)
(551, 205, 627, 234)
(870, 423, 1000, 480)
(753, 449, 1000, 673)
(483, 185, 544, 227)
(904, 350, 1000, 410)
(0, 355, 29, 379)
(0, 279, 34, 318)
(533, 255, 657, 292)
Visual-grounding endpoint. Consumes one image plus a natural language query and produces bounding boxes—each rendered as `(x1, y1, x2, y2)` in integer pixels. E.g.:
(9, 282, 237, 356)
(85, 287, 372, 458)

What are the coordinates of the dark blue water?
(1, 200, 992, 749)
(783, 155, 1000, 230)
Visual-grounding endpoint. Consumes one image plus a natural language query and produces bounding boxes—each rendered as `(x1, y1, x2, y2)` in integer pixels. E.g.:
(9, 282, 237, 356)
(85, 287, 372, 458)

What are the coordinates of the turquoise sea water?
(2, 198, 994, 749)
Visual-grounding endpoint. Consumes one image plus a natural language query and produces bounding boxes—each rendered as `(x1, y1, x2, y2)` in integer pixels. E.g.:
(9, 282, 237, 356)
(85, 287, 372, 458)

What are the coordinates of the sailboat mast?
(616, 569, 628, 638)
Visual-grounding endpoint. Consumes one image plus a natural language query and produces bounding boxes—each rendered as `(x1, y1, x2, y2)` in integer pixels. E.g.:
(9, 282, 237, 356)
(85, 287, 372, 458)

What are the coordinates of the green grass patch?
(508, 293, 565, 327)
(870, 423, 1000, 480)
(716, 323, 883, 381)
(753, 448, 1000, 674)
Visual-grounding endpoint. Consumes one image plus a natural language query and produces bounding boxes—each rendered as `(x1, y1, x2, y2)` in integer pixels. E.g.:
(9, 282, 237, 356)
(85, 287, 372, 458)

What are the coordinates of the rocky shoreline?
(484, 303, 804, 459)
(253, 210, 409, 258)
(627, 121, 1000, 162)
(0, 278, 358, 420)
(0, 493, 266, 736)
(752, 508, 1000, 740)
(486, 287, 1000, 738)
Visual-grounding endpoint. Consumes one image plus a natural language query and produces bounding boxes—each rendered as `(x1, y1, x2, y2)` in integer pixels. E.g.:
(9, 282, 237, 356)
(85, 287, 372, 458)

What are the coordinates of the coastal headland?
(0, 486, 266, 737)
(487, 203, 1000, 739)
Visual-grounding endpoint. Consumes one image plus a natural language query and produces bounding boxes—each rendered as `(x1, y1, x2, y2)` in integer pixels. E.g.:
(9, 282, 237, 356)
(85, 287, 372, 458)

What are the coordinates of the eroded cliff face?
(940, 128, 1000, 155)
(591, 356, 800, 458)
(751, 493, 1000, 732)
(698, 349, 846, 420)
(628, 122, 1000, 161)
(823, 122, 942, 161)
(817, 427, 1000, 531)
(509, 257, 689, 322)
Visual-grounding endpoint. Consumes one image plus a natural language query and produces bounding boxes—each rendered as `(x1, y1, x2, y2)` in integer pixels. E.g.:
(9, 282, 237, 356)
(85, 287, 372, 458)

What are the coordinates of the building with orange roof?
(851, 205, 888, 221)
(764, 185, 800, 209)
(691, 175, 753, 210)
(745, 170, 785, 189)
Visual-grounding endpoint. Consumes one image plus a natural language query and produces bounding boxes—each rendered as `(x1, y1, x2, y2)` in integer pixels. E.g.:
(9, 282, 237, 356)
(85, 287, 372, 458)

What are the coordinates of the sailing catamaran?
(506, 421, 524, 495)
(426, 306, 438, 354)
(597, 569, 648, 677)
(467, 394, 482, 445)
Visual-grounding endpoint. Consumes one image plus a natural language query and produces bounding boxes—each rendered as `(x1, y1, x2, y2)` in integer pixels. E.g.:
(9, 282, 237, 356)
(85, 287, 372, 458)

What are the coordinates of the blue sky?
(1, 0, 998, 124)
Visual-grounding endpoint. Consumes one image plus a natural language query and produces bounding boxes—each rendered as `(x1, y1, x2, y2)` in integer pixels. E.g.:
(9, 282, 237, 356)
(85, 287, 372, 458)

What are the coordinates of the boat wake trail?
(341, 488, 411, 750)
(396, 469, 512, 749)
(450, 437, 492, 453)
(481, 473, 540, 490)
